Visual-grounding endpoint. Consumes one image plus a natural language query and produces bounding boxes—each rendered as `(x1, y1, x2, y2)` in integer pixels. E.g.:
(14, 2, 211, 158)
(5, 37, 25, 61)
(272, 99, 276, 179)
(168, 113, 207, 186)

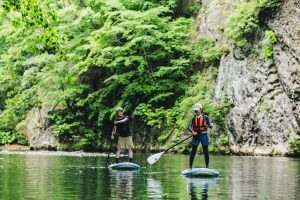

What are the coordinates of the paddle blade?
(147, 152, 164, 165)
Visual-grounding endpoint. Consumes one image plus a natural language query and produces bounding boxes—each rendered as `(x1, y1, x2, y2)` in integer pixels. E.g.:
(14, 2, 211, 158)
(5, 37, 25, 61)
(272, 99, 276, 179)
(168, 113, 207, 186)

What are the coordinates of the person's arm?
(111, 125, 116, 140)
(205, 115, 213, 128)
(114, 116, 129, 125)
(188, 117, 197, 135)
(188, 118, 193, 132)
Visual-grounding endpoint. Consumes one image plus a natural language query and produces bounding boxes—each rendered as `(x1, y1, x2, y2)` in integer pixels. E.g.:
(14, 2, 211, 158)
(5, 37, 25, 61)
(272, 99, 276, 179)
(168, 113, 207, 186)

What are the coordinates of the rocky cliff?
(198, 0, 300, 155)
(22, 103, 58, 149)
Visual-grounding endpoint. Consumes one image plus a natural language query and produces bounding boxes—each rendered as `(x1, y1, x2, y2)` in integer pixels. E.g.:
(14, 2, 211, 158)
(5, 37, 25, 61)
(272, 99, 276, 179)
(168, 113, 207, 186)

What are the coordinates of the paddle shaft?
(106, 126, 116, 167)
(164, 134, 193, 152)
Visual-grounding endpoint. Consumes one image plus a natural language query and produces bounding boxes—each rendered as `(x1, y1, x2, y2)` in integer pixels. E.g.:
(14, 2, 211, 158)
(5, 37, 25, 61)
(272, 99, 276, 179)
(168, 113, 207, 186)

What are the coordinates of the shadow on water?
(183, 177, 219, 200)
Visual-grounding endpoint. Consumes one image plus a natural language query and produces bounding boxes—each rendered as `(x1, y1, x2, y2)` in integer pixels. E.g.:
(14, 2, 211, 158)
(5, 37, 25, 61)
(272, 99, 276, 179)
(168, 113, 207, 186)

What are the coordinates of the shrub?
(289, 138, 300, 154)
(224, 0, 281, 47)
(182, 4, 201, 18)
(263, 30, 277, 58)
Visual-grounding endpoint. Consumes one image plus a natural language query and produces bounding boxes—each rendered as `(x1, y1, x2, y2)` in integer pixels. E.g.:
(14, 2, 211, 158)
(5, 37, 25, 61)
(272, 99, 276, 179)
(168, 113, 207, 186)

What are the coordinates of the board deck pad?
(109, 162, 140, 170)
(182, 168, 219, 177)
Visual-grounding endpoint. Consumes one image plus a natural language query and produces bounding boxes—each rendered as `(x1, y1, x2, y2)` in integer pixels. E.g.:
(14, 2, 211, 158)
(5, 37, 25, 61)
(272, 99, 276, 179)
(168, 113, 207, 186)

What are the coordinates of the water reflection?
(228, 156, 300, 200)
(184, 177, 218, 200)
(109, 170, 138, 199)
(147, 178, 164, 199)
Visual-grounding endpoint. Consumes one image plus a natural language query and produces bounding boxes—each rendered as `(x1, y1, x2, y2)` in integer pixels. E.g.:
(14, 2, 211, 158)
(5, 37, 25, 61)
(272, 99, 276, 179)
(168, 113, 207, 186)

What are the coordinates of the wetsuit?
(188, 114, 211, 168)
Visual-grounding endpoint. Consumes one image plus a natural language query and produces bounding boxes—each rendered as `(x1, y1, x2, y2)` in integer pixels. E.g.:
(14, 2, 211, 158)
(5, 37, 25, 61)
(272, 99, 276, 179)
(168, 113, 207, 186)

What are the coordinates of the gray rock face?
(197, 0, 233, 46)
(198, 0, 300, 155)
(22, 104, 58, 149)
(268, 0, 300, 128)
(215, 51, 299, 155)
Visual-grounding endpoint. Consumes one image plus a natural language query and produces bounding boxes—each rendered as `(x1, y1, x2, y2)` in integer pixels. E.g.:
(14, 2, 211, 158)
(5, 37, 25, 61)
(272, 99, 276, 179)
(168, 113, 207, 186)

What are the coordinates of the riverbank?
(0, 145, 30, 151)
(0, 149, 108, 157)
(1, 144, 298, 157)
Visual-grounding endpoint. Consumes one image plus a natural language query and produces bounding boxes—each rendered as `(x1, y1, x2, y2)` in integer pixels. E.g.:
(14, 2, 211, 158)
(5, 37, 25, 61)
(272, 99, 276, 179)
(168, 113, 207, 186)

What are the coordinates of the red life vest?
(192, 115, 207, 132)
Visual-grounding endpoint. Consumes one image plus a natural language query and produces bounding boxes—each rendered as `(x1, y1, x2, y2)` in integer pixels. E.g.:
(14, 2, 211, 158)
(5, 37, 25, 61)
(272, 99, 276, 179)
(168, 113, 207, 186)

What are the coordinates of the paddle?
(105, 126, 116, 167)
(147, 134, 193, 165)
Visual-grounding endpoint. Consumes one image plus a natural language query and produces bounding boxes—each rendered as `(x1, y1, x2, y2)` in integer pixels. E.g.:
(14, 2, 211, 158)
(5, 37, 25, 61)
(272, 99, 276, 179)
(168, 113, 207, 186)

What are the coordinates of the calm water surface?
(0, 152, 299, 200)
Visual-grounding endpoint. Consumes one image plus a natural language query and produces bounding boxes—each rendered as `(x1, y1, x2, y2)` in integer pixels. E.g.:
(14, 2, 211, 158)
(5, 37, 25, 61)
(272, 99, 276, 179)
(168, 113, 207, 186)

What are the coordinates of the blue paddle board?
(109, 162, 140, 170)
(182, 168, 219, 177)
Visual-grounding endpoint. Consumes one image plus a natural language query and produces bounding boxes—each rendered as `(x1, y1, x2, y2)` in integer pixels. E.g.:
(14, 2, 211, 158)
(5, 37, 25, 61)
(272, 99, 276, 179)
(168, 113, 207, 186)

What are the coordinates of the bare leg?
(128, 147, 133, 162)
(116, 148, 121, 163)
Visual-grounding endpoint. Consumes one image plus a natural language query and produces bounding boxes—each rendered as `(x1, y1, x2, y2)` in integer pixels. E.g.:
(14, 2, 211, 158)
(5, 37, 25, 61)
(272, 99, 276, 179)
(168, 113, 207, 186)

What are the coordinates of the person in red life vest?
(188, 103, 213, 169)
(111, 107, 134, 163)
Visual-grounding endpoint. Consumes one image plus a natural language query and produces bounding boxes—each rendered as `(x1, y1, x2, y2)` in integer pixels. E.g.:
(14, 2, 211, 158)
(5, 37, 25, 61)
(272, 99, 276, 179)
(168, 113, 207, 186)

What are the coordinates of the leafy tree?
(0, 0, 227, 152)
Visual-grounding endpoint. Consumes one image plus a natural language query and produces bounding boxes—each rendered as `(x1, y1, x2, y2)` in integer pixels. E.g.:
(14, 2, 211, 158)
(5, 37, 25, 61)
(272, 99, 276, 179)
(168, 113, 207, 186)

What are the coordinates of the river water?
(0, 152, 299, 200)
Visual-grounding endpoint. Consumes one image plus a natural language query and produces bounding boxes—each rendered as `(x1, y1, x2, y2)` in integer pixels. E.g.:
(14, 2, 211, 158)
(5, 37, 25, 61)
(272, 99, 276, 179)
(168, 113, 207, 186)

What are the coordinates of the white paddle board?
(182, 168, 219, 177)
(109, 162, 140, 170)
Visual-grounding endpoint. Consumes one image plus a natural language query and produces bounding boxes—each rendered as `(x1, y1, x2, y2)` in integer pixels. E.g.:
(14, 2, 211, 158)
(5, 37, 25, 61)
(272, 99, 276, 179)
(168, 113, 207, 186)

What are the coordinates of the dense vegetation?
(0, 0, 229, 152)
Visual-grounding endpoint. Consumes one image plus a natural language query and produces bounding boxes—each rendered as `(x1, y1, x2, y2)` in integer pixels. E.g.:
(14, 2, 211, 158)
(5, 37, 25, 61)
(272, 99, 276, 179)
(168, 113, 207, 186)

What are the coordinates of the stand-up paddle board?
(109, 162, 140, 170)
(182, 168, 219, 177)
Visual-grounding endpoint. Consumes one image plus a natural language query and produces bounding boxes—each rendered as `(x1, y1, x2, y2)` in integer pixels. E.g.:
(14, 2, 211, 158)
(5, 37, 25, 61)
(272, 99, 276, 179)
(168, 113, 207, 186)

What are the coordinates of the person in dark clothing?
(188, 103, 213, 169)
(111, 107, 134, 163)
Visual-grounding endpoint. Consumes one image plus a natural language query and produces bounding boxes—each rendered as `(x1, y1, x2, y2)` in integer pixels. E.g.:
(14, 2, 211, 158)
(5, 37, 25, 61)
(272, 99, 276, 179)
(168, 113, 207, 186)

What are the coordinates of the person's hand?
(111, 135, 115, 140)
(192, 131, 197, 136)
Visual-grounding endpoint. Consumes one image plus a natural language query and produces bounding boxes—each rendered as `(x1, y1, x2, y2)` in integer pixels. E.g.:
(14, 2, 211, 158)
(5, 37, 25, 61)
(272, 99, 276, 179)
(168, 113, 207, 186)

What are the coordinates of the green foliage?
(15, 131, 28, 145)
(192, 38, 223, 65)
(289, 138, 300, 154)
(3, 0, 64, 49)
(0, 90, 37, 144)
(182, 4, 201, 18)
(134, 104, 166, 128)
(0, 1, 72, 144)
(0, 130, 27, 145)
(265, 30, 277, 44)
(263, 30, 277, 58)
(224, 0, 281, 47)
(263, 45, 273, 58)
(48, 109, 98, 145)
(0, 0, 230, 153)
(158, 133, 169, 143)
(219, 134, 229, 146)
(0, 131, 15, 144)
(1, 0, 200, 147)
(0, 0, 91, 145)
(120, 0, 178, 12)
(78, 6, 196, 122)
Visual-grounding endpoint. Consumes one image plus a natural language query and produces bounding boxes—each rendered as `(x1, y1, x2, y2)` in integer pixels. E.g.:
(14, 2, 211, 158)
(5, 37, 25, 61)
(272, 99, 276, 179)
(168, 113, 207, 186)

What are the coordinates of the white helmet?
(116, 107, 124, 112)
(194, 103, 202, 111)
